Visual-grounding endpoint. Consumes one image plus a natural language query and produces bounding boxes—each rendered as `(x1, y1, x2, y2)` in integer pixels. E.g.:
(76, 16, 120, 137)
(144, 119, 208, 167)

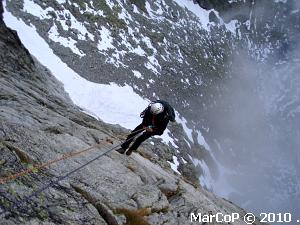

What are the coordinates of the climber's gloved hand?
(145, 126, 154, 133)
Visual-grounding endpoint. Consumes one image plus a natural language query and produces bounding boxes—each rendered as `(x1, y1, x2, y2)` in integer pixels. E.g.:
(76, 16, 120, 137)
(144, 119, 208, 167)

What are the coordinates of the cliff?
(0, 1, 265, 224)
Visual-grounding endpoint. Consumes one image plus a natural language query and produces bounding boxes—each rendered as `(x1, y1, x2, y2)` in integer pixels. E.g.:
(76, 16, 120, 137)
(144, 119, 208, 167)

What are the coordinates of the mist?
(204, 0, 300, 220)
(210, 49, 299, 214)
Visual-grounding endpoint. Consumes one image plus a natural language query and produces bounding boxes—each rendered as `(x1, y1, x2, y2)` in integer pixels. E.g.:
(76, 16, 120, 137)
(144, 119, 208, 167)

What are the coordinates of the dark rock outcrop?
(0, 5, 33, 73)
(0, 1, 3, 21)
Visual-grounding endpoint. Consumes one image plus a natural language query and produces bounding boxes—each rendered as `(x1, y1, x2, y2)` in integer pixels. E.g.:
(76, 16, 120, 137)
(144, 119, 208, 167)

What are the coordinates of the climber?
(116, 100, 176, 156)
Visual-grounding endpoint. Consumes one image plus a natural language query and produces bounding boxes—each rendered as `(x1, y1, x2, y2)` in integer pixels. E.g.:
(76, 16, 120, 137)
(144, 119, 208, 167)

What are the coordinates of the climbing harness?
(0, 127, 146, 216)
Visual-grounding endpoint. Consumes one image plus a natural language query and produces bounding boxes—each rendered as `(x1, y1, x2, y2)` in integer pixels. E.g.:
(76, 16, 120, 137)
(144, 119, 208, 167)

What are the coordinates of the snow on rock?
(131, 45, 146, 56)
(3, 4, 178, 147)
(148, 55, 161, 71)
(168, 156, 181, 174)
(173, 0, 210, 30)
(56, 0, 66, 3)
(48, 24, 85, 57)
(24, 0, 94, 41)
(22, 0, 164, 74)
(149, 79, 155, 84)
(105, 0, 114, 9)
(97, 26, 114, 51)
(22, 0, 53, 19)
(173, 0, 239, 34)
(161, 130, 179, 148)
(182, 157, 188, 164)
(184, 138, 191, 148)
(97, 27, 136, 68)
(274, 0, 287, 3)
(196, 130, 210, 150)
(145, 61, 159, 75)
(57, 9, 95, 41)
(132, 70, 143, 79)
(176, 114, 194, 143)
(188, 155, 213, 190)
(75, 1, 104, 17)
(176, 112, 210, 150)
(141, 35, 161, 74)
(116, 0, 133, 24)
(224, 19, 239, 34)
(145, 1, 165, 21)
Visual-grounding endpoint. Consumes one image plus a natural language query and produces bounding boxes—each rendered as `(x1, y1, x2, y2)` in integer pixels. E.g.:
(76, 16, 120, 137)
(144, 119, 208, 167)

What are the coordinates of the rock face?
(0, 1, 3, 19)
(0, 2, 266, 224)
(3, 0, 300, 218)
(6, 0, 217, 187)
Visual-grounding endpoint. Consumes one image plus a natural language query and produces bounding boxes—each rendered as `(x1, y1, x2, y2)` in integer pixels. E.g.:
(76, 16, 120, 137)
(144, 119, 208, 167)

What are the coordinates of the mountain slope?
(4, 0, 222, 190)
(4, 0, 300, 219)
(0, 2, 266, 224)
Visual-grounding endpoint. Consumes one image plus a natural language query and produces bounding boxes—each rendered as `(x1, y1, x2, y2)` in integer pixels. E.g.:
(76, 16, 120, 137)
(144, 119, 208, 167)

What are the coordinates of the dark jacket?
(140, 100, 175, 135)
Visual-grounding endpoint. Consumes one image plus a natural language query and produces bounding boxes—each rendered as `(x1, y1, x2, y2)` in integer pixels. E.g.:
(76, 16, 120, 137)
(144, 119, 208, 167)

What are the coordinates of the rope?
(0, 141, 105, 184)
(0, 127, 145, 216)
(0, 128, 145, 185)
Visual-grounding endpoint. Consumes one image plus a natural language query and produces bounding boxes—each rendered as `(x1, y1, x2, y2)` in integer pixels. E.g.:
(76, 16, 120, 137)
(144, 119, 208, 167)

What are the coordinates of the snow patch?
(145, 62, 159, 74)
(224, 19, 238, 34)
(184, 138, 191, 148)
(62, 10, 94, 41)
(48, 24, 85, 57)
(132, 70, 143, 79)
(176, 114, 194, 143)
(23, 0, 53, 19)
(145, 0, 170, 21)
(97, 26, 114, 51)
(132, 5, 139, 14)
(105, 0, 114, 9)
(116, 0, 133, 24)
(160, 130, 179, 148)
(76, 1, 104, 17)
(131, 45, 146, 56)
(196, 130, 210, 150)
(23, 0, 94, 41)
(188, 156, 213, 190)
(173, 0, 210, 30)
(168, 156, 181, 174)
